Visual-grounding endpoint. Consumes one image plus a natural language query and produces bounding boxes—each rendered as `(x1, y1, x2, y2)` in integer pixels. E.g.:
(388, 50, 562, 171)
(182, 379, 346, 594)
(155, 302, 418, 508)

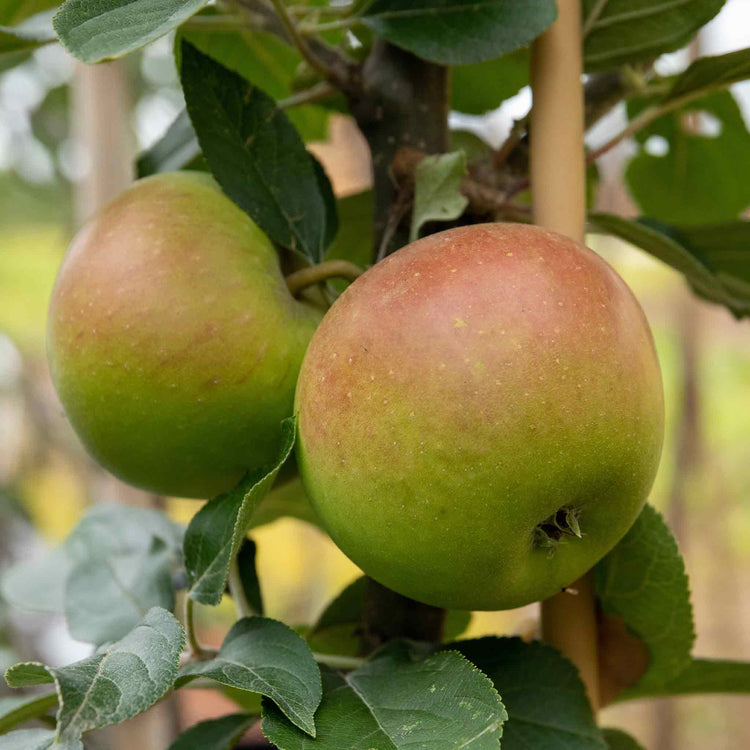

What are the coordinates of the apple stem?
(285, 259, 364, 297)
(531, 0, 601, 712)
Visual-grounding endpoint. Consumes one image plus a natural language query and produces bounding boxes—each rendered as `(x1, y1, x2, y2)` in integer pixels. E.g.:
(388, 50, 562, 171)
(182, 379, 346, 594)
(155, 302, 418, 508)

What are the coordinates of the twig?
(278, 81, 338, 109)
(312, 652, 366, 671)
(376, 185, 412, 262)
(493, 117, 527, 169)
(184, 596, 208, 659)
(286, 259, 364, 296)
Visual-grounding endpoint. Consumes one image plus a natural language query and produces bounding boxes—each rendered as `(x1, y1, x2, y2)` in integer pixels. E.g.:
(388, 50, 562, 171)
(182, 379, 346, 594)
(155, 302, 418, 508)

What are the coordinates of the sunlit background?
(0, 1, 748, 748)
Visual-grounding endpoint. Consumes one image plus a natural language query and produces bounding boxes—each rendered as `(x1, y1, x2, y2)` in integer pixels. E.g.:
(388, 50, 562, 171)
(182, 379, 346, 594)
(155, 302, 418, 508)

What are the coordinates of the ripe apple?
(295, 223, 664, 610)
(48, 172, 323, 498)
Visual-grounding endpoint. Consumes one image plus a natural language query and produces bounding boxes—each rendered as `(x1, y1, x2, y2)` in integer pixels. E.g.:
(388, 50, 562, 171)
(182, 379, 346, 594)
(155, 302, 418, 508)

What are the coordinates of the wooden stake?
(530, 0, 600, 712)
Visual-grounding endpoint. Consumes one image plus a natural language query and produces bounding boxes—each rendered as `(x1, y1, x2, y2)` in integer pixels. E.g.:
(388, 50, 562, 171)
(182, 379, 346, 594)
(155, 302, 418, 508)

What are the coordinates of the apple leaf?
(625, 90, 750, 226)
(183, 417, 296, 606)
(180, 42, 332, 262)
(5, 608, 184, 744)
(53, 0, 211, 63)
(325, 190, 374, 282)
(250, 476, 323, 531)
(65, 537, 176, 646)
(664, 47, 750, 103)
(0, 730, 81, 750)
(452, 637, 605, 749)
(0, 10, 55, 56)
(451, 48, 529, 115)
(602, 728, 645, 750)
(136, 109, 204, 178)
(361, 0, 556, 66)
(2, 502, 183, 614)
(625, 658, 750, 699)
(594, 504, 694, 697)
(410, 151, 468, 242)
(0, 692, 57, 735)
(235, 538, 264, 617)
(178, 617, 321, 737)
(582, 0, 725, 72)
(588, 213, 750, 318)
(179, 16, 329, 142)
(261, 640, 506, 748)
(166, 713, 257, 750)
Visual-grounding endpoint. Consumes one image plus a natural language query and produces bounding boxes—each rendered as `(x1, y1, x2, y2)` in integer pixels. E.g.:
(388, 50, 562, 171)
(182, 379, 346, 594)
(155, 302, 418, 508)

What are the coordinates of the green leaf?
(53, 0, 211, 63)
(0, 692, 57, 735)
(0, 730, 80, 750)
(625, 658, 750, 699)
(167, 713, 256, 750)
(665, 47, 750, 103)
(178, 617, 321, 737)
(625, 90, 750, 225)
(582, 0, 725, 72)
(361, 0, 556, 66)
(410, 150, 468, 242)
(5, 608, 185, 744)
(588, 213, 750, 318)
(452, 637, 605, 749)
(0, 1, 58, 26)
(180, 42, 329, 262)
(311, 577, 366, 636)
(0, 10, 55, 56)
(184, 417, 295, 606)
(250, 476, 322, 531)
(235, 538, 264, 617)
(136, 109, 203, 178)
(65, 537, 176, 646)
(324, 190, 373, 280)
(262, 640, 506, 748)
(594, 504, 694, 696)
(451, 48, 528, 115)
(2, 502, 182, 614)
(602, 728, 645, 750)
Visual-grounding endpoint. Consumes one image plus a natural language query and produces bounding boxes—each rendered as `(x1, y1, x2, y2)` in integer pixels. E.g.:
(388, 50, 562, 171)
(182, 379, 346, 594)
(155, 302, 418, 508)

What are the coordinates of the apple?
(48, 172, 323, 499)
(295, 223, 664, 611)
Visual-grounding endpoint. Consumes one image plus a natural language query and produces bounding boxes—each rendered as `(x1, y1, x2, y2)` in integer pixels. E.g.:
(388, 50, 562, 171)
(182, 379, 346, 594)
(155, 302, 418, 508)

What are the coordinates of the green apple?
(48, 172, 323, 498)
(295, 223, 664, 611)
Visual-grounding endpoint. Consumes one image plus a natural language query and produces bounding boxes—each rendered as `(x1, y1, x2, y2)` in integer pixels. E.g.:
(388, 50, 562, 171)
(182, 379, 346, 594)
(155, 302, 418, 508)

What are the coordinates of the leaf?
(167, 713, 256, 750)
(410, 151, 468, 242)
(235, 538, 264, 617)
(665, 47, 750, 103)
(53, 0, 211, 63)
(311, 577, 366, 636)
(0, 691, 57, 734)
(180, 41, 329, 262)
(65, 537, 176, 646)
(625, 90, 750, 225)
(582, 0, 725, 71)
(5, 608, 185, 744)
(451, 48, 528, 115)
(2, 502, 183, 614)
(178, 617, 321, 737)
(0, 1, 58, 25)
(588, 214, 750, 318)
(184, 417, 296, 606)
(312, 155, 339, 253)
(179, 17, 329, 142)
(136, 109, 203, 178)
(602, 728, 645, 750)
(250, 477, 322, 531)
(625, 658, 750, 700)
(0, 730, 81, 750)
(594, 504, 694, 696)
(0, 10, 55, 56)
(452, 637, 605, 749)
(324, 190, 373, 283)
(361, 0, 557, 66)
(262, 640, 506, 748)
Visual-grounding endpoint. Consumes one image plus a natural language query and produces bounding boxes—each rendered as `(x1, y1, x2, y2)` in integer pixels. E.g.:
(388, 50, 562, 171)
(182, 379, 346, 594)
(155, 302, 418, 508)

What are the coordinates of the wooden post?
(531, 1, 600, 712)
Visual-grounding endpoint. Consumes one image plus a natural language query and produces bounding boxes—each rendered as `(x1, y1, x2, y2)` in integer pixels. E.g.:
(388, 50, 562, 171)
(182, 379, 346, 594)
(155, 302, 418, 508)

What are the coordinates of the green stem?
(269, 0, 332, 79)
(0, 693, 58, 734)
(299, 17, 358, 35)
(184, 595, 207, 659)
(285, 260, 364, 297)
(278, 81, 338, 110)
(228, 555, 254, 620)
(312, 652, 366, 671)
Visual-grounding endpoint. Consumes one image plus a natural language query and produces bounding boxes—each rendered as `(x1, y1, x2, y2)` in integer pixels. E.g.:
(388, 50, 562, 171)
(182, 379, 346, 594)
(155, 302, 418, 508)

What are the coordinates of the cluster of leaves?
(0, 0, 749, 747)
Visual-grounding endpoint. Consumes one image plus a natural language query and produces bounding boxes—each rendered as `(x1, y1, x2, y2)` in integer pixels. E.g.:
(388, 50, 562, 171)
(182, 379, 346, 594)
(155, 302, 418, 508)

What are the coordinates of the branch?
(278, 81, 338, 109)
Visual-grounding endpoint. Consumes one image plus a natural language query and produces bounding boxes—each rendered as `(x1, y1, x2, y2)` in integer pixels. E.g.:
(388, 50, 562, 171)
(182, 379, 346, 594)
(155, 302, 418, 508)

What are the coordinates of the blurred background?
(0, 1, 748, 748)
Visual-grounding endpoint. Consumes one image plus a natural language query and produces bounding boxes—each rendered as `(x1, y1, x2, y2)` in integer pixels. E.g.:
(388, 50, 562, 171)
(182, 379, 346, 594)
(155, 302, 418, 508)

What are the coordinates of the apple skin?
(295, 223, 664, 610)
(48, 172, 323, 499)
